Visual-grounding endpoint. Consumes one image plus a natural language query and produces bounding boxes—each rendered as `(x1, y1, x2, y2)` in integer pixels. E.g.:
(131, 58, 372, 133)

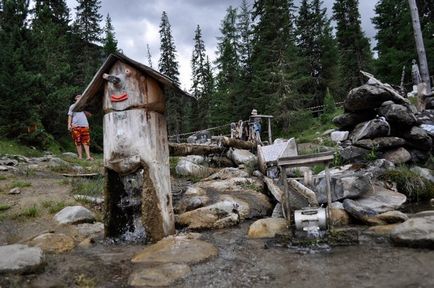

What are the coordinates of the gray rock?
(73, 195, 104, 205)
(330, 201, 344, 209)
(315, 173, 373, 204)
(403, 126, 433, 151)
(229, 149, 257, 166)
(0, 158, 18, 166)
(333, 111, 376, 129)
(187, 130, 211, 144)
(420, 124, 434, 138)
(378, 103, 417, 127)
(48, 157, 69, 166)
(331, 131, 349, 143)
(353, 137, 406, 151)
(0, 165, 9, 171)
(54, 206, 95, 225)
(344, 84, 404, 112)
(350, 118, 391, 143)
(383, 147, 412, 164)
(408, 149, 431, 163)
(62, 152, 77, 158)
(175, 157, 209, 178)
(391, 215, 434, 248)
(343, 185, 407, 222)
(8, 187, 21, 195)
(339, 146, 370, 163)
(375, 210, 409, 224)
(0, 244, 44, 274)
(411, 166, 434, 183)
(204, 167, 249, 181)
(75, 222, 104, 237)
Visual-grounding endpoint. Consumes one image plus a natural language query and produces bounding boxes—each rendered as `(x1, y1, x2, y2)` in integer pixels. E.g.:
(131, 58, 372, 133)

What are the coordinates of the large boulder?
(390, 213, 434, 249)
(28, 233, 75, 253)
(344, 85, 402, 112)
(175, 173, 271, 230)
(175, 156, 209, 177)
(131, 235, 218, 264)
(333, 111, 376, 129)
(378, 103, 417, 127)
(349, 118, 391, 143)
(0, 244, 45, 274)
(228, 149, 257, 166)
(353, 137, 406, 151)
(339, 146, 370, 163)
(343, 185, 407, 224)
(314, 173, 373, 204)
(383, 147, 412, 164)
(402, 126, 433, 151)
(54, 206, 95, 225)
(247, 218, 289, 238)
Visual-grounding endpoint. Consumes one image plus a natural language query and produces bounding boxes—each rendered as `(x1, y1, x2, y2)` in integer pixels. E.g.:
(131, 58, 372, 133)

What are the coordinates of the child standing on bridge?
(67, 95, 93, 160)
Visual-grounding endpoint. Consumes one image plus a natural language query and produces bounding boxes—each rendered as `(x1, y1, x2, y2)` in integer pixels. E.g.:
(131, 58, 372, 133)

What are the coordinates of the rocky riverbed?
(0, 152, 434, 287)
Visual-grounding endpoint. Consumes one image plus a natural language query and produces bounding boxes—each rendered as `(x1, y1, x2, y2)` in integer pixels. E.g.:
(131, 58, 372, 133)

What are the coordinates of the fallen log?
(212, 136, 256, 150)
(169, 143, 225, 156)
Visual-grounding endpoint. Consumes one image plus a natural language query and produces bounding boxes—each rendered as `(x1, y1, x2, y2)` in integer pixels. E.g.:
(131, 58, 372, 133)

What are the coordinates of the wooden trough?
(74, 53, 190, 242)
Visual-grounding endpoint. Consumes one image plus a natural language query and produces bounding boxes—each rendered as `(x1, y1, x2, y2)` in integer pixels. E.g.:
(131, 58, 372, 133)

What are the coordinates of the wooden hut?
(74, 53, 189, 242)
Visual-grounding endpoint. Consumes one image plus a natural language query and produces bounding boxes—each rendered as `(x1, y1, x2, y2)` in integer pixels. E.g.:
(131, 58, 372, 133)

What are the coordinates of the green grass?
(71, 177, 104, 197)
(15, 205, 39, 218)
(41, 200, 68, 214)
(0, 203, 11, 212)
(381, 166, 434, 202)
(0, 175, 7, 181)
(0, 139, 42, 157)
(9, 180, 31, 188)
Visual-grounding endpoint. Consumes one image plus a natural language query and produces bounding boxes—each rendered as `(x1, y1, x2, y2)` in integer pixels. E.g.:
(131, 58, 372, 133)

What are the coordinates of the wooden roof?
(74, 52, 190, 112)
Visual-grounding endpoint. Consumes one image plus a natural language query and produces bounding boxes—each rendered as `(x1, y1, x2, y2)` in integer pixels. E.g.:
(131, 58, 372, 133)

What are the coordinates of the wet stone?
(0, 244, 45, 274)
(247, 218, 289, 239)
(391, 214, 434, 249)
(54, 206, 95, 225)
(131, 236, 218, 265)
(128, 263, 191, 287)
(29, 233, 75, 253)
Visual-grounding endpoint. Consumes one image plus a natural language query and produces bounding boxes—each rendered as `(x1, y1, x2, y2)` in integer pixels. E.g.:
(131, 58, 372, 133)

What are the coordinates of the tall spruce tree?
(103, 13, 118, 56)
(190, 25, 212, 130)
(210, 6, 239, 126)
(294, 0, 339, 107)
(0, 0, 38, 142)
(333, 0, 372, 95)
(30, 0, 76, 141)
(250, 0, 297, 127)
(146, 44, 153, 68)
(234, 0, 254, 118)
(73, 0, 103, 84)
(373, 0, 414, 86)
(158, 11, 183, 137)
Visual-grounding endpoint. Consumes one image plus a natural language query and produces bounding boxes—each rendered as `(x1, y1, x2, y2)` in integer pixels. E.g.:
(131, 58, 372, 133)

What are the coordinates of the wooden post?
(325, 162, 332, 229)
(268, 118, 272, 144)
(408, 0, 432, 97)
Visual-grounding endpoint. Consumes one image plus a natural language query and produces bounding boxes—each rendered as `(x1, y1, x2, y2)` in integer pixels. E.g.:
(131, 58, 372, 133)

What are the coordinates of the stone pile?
(332, 84, 434, 164)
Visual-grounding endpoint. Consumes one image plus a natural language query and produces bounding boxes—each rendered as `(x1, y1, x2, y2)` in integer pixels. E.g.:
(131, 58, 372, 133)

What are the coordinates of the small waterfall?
(115, 169, 147, 243)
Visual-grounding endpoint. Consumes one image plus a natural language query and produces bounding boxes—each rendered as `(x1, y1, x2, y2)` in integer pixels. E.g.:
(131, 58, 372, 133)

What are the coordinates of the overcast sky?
(66, 0, 379, 90)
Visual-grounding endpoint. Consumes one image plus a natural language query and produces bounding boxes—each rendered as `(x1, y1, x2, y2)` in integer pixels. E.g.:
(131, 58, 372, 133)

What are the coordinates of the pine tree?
(158, 11, 183, 137)
(103, 13, 118, 56)
(250, 0, 297, 124)
(0, 0, 38, 142)
(72, 0, 103, 84)
(234, 0, 254, 118)
(146, 44, 153, 68)
(190, 25, 212, 130)
(333, 0, 372, 95)
(294, 0, 339, 106)
(30, 0, 76, 140)
(210, 6, 239, 126)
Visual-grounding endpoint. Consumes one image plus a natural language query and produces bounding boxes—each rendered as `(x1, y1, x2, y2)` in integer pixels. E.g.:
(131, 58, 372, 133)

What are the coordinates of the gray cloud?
(67, 0, 379, 88)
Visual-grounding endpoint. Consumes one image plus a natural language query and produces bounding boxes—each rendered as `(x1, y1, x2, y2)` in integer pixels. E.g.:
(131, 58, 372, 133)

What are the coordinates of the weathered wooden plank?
(287, 178, 319, 207)
(277, 151, 334, 167)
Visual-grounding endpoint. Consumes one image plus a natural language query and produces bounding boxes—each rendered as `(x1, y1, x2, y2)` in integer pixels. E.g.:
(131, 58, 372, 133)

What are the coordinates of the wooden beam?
(169, 143, 225, 156)
(278, 151, 334, 167)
